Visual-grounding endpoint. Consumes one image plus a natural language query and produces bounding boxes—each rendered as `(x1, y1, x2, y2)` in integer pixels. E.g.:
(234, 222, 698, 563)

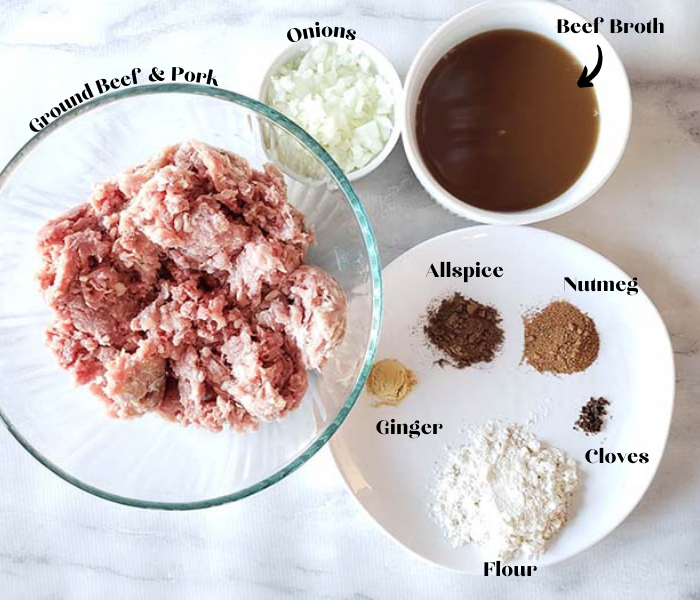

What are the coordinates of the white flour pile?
(432, 422, 579, 560)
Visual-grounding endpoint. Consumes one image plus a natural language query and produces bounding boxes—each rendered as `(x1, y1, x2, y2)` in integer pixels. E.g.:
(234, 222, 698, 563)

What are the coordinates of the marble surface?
(1, 0, 699, 597)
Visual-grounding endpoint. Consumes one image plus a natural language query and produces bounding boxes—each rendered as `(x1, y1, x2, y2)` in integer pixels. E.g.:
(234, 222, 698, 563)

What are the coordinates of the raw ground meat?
(37, 140, 347, 432)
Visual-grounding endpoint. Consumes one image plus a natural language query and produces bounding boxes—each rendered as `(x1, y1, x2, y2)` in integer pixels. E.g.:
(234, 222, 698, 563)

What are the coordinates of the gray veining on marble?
(1, 1, 699, 598)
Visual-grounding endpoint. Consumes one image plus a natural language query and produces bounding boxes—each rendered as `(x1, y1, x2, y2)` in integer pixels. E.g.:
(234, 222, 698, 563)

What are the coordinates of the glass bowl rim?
(0, 83, 383, 510)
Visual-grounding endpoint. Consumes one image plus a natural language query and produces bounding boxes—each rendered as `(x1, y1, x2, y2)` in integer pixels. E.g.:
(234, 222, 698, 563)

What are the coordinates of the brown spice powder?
(523, 300, 599, 374)
(424, 293, 504, 368)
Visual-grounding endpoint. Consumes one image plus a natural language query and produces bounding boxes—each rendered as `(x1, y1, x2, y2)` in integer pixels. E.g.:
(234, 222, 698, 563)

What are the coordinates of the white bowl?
(259, 38, 403, 182)
(402, 0, 632, 225)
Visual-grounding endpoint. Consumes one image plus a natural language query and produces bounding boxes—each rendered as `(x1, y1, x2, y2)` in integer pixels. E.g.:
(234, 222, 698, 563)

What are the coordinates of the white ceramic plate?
(330, 226, 674, 572)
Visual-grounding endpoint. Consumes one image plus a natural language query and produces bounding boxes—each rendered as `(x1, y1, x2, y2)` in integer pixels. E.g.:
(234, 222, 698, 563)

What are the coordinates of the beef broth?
(416, 29, 599, 212)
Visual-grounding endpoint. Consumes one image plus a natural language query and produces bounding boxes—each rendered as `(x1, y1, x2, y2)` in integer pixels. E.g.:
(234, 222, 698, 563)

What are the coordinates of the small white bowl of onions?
(260, 39, 403, 182)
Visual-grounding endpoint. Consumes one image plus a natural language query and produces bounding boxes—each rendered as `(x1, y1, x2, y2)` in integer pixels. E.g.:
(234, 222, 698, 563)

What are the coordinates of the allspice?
(424, 293, 504, 368)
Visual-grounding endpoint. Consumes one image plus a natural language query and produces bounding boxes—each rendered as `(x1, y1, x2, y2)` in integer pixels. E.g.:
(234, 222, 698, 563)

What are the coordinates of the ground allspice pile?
(523, 300, 600, 374)
(425, 293, 504, 368)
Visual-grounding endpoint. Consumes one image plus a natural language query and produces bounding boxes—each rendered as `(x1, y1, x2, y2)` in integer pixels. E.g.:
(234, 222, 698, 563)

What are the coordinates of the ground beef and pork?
(36, 140, 347, 431)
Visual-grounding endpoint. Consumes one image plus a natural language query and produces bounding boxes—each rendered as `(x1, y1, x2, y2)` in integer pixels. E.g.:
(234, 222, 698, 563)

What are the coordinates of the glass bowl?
(0, 83, 382, 509)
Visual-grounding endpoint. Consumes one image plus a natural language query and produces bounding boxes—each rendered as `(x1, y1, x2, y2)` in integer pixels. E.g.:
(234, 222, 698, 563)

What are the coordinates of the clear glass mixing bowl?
(0, 84, 382, 509)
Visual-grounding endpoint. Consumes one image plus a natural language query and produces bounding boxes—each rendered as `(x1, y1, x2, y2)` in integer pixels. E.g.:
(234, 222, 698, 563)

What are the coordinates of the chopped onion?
(266, 41, 395, 175)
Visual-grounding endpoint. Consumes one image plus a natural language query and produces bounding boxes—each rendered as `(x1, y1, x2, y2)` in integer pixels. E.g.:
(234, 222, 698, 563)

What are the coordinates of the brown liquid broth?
(416, 30, 599, 212)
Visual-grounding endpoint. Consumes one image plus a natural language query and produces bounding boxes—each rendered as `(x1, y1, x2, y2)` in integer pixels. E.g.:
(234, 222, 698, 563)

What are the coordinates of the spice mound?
(425, 293, 504, 368)
(575, 397, 610, 435)
(523, 300, 599, 374)
(432, 422, 579, 560)
(367, 359, 417, 406)
(36, 140, 347, 432)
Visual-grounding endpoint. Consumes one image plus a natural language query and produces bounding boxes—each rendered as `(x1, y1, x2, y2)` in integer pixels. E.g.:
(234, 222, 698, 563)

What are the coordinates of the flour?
(432, 422, 579, 561)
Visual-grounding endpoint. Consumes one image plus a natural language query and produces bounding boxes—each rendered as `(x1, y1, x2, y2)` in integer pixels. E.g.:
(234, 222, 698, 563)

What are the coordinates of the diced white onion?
(266, 41, 395, 175)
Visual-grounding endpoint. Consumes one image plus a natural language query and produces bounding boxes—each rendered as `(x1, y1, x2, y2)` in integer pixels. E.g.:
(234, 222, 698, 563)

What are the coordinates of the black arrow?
(577, 45, 603, 87)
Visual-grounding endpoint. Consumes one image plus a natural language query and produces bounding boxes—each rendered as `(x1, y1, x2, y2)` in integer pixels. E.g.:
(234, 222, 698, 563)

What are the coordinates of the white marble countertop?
(1, 1, 699, 597)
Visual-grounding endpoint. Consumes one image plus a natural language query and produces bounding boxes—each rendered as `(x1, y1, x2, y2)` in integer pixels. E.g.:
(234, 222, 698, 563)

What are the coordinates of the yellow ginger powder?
(366, 359, 418, 407)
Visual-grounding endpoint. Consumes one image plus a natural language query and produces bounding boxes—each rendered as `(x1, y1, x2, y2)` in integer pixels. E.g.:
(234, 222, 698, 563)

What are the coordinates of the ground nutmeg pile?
(424, 293, 504, 368)
(523, 300, 599, 374)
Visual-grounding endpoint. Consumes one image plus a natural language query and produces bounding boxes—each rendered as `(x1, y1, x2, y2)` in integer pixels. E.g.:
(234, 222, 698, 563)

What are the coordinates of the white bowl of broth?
(402, 0, 631, 225)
